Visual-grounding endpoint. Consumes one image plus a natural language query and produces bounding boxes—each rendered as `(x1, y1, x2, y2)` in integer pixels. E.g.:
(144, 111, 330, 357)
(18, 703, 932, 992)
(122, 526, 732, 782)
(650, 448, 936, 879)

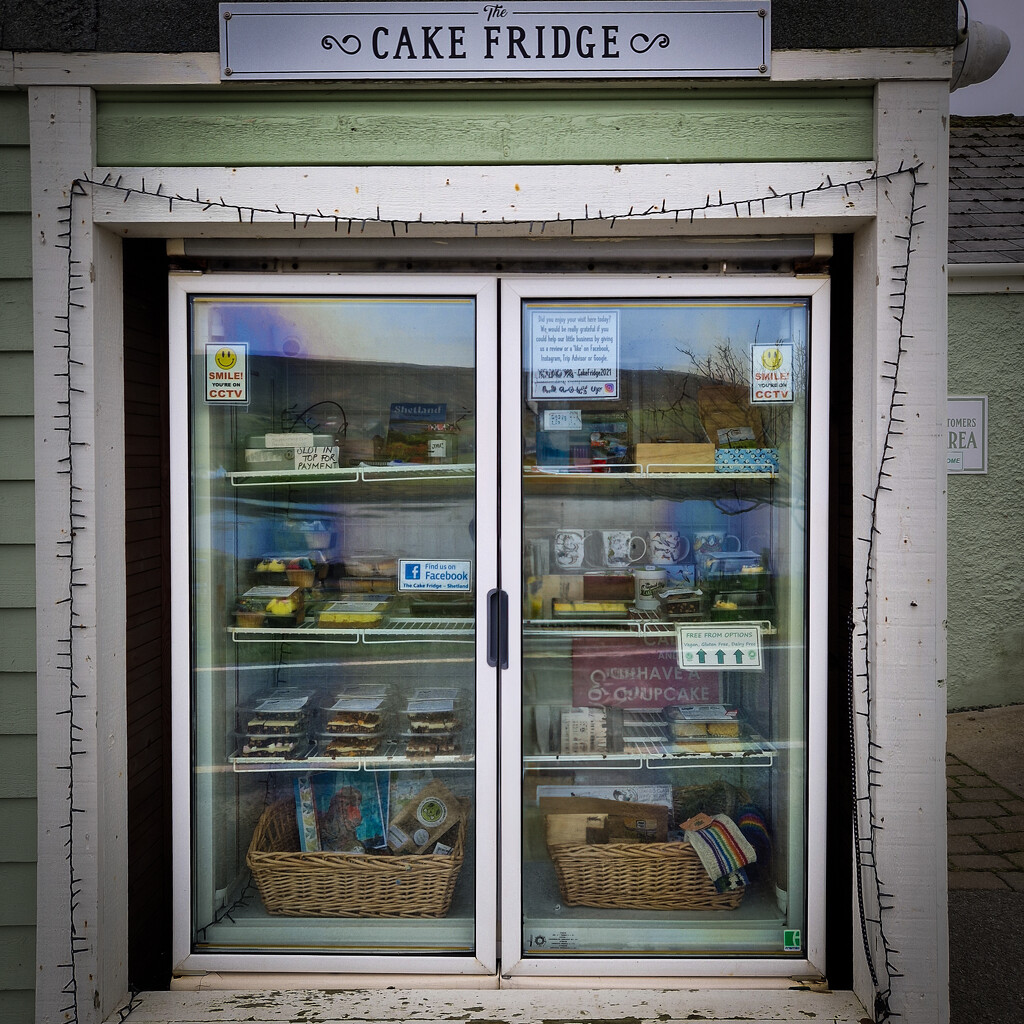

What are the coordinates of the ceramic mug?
(554, 529, 587, 569)
(646, 530, 690, 565)
(692, 531, 742, 558)
(599, 530, 647, 567)
(634, 566, 668, 610)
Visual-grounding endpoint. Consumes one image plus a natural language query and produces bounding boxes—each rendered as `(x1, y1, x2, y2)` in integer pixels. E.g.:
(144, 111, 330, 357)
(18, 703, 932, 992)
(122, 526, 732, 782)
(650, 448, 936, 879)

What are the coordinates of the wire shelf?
(230, 616, 475, 645)
(228, 462, 475, 488)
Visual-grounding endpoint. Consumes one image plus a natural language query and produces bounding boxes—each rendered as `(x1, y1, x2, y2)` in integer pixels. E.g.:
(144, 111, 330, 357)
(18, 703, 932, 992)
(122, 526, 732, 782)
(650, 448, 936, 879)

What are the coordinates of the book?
(294, 774, 320, 852)
(312, 770, 389, 852)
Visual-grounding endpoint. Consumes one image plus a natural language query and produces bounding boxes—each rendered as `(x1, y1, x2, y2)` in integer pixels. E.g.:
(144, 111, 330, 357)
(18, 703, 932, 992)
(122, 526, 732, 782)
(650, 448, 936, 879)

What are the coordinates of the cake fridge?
(169, 272, 829, 980)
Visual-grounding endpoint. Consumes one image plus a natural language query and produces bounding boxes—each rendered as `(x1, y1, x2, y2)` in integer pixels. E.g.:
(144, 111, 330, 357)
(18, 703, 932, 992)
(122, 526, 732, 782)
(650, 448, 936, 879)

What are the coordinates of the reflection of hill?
(250, 355, 476, 442)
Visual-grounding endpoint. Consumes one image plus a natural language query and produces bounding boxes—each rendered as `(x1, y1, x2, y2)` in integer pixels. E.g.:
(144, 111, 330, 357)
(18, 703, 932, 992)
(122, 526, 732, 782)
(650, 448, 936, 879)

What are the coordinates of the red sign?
(571, 638, 722, 708)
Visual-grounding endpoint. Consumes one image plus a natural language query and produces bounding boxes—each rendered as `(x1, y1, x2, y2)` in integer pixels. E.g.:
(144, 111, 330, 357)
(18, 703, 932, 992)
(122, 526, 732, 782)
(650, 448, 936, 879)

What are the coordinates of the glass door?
(170, 275, 498, 975)
(500, 277, 829, 977)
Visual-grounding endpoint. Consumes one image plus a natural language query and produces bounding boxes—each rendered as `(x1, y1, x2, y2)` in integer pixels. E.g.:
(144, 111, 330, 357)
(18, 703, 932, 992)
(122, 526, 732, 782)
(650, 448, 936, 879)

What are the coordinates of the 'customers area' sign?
(220, 1, 771, 80)
(947, 395, 988, 474)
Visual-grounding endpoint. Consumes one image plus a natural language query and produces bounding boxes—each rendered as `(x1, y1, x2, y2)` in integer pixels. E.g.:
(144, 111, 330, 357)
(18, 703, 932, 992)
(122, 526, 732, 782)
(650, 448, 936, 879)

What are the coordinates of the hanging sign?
(947, 395, 988, 474)
(530, 308, 619, 399)
(675, 623, 763, 671)
(205, 342, 248, 403)
(219, 2, 771, 81)
(750, 342, 794, 404)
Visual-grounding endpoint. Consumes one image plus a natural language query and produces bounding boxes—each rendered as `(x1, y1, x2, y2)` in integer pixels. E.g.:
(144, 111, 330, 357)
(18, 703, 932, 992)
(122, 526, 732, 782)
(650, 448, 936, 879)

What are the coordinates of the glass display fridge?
(170, 272, 828, 980)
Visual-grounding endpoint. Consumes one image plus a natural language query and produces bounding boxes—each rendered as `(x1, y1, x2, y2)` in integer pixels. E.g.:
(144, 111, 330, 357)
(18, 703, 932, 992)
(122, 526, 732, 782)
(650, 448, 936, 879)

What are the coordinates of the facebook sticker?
(399, 559, 472, 593)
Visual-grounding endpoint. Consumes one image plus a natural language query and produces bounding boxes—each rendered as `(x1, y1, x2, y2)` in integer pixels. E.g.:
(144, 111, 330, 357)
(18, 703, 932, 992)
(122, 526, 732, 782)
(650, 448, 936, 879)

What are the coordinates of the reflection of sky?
(525, 300, 808, 371)
(194, 296, 476, 367)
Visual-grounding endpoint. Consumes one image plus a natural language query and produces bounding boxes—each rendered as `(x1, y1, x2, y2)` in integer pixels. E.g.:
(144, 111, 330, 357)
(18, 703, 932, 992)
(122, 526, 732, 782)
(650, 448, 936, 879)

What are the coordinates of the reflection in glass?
(187, 295, 477, 955)
(520, 298, 811, 958)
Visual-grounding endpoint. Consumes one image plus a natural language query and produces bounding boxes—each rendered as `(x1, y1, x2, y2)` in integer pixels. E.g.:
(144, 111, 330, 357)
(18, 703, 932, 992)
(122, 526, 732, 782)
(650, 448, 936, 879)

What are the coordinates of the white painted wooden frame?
(28, 76, 949, 1024)
(3, 48, 953, 87)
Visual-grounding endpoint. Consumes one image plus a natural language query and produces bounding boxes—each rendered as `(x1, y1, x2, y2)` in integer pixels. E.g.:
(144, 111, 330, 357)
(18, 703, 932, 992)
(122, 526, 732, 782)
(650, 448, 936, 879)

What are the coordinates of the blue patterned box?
(715, 448, 778, 473)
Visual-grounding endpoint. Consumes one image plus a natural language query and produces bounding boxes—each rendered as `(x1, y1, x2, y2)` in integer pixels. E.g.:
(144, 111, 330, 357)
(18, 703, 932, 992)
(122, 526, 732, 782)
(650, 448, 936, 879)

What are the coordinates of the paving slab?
(976, 832, 1024, 854)
(946, 705, 1024, 799)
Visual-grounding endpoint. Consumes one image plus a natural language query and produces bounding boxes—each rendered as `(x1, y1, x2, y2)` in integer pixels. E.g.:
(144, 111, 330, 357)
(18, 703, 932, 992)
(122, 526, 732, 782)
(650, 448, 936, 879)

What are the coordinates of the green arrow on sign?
(734, 649, 745, 664)
(696, 649, 707, 664)
(715, 649, 725, 664)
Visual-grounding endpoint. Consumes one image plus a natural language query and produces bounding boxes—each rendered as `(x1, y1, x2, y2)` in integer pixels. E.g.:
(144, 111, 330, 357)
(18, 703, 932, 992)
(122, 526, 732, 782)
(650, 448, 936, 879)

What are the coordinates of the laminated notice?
(560, 707, 608, 754)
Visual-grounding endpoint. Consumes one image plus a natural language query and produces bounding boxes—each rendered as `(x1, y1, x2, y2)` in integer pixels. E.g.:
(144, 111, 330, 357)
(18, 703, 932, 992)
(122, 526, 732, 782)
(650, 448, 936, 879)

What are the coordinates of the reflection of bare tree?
(672, 332, 806, 451)
(676, 338, 750, 387)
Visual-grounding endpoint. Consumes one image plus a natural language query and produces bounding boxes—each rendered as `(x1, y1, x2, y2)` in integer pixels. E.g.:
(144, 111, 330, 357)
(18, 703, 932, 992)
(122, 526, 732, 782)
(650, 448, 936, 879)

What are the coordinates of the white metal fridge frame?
(498, 274, 831, 980)
(168, 272, 500, 977)
(168, 270, 829, 981)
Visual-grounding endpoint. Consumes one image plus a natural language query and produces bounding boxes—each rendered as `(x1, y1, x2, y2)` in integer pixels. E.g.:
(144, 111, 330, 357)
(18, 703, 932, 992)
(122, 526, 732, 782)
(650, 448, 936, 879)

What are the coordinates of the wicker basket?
(247, 800, 465, 918)
(546, 835, 743, 912)
(286, 568, 317, 588)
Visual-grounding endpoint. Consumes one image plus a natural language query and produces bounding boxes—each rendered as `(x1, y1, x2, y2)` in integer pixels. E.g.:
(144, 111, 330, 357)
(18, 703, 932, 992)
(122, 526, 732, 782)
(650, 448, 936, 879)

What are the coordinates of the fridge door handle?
(486, 588, 509, 669)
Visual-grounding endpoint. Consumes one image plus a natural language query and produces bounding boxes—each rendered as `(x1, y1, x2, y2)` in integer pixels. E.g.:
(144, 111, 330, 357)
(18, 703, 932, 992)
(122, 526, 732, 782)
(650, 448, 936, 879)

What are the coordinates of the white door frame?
(498, 274, 830, 980)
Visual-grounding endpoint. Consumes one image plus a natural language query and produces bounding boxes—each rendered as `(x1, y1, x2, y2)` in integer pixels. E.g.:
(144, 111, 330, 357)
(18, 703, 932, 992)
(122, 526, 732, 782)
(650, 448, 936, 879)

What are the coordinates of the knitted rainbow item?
(684, 813, 756, 892)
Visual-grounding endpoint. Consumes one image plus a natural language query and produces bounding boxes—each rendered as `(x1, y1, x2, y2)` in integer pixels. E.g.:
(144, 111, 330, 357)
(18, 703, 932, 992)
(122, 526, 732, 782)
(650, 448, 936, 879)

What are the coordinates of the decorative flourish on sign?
(630, 32, 670, 53)
(321, 33, 361, 54)
(55, 162, 923, 1024)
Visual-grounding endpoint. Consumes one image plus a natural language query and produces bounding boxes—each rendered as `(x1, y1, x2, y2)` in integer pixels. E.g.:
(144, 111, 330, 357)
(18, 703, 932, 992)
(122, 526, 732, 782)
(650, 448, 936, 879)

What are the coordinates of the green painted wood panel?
(0, 865, 35, 926)
(0, 96, 33, 1024)
(0, 675, 34, 734)
(0, 483, 34, 544)
(0, 928, 34, 990)
(0, 988, 33, 1024)
(96, 88, 874, 167)
(0, 281, 33, 352)
(0, 420, 34, 481)
(0, 610, 35, 673)
(0, 548, 34, 608)
(0, 737, 35, 799)
(0, 801, 36, 861)
(0, 353, 33, 417)
(0, 984, 31, 1024)
(0, 94, 29, 147)
(0, 215, 31, 280)
(0, 150, 30, 214)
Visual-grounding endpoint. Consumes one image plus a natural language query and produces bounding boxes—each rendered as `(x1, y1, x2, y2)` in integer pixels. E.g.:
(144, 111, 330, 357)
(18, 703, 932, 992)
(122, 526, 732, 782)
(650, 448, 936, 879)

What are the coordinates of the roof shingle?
(949, 116, 1024, 264)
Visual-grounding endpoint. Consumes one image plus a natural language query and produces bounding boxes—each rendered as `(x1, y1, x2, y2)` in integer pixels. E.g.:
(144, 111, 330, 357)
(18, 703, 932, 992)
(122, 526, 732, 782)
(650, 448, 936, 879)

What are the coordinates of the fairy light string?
(56, 163, 925, 1023)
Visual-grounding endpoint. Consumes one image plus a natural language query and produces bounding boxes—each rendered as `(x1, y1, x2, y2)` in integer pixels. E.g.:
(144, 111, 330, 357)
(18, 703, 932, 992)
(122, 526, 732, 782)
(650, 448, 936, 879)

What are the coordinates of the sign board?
(399, 559, 473, 592)
(947, 395, 987, 474)
(572, 638, 722, 708)
(220, 2, 771, 81)
(530, 308, 619, 399)
(542, 409, 583, 431)
(675, 623, 763, 671)
(205, 342, 248, 403)
(750, 342, 794, 404)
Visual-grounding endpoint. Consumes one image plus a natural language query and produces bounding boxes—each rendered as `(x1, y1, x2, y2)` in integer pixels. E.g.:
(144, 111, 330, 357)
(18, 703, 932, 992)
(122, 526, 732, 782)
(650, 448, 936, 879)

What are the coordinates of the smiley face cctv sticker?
(205, 343, 248, 404)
